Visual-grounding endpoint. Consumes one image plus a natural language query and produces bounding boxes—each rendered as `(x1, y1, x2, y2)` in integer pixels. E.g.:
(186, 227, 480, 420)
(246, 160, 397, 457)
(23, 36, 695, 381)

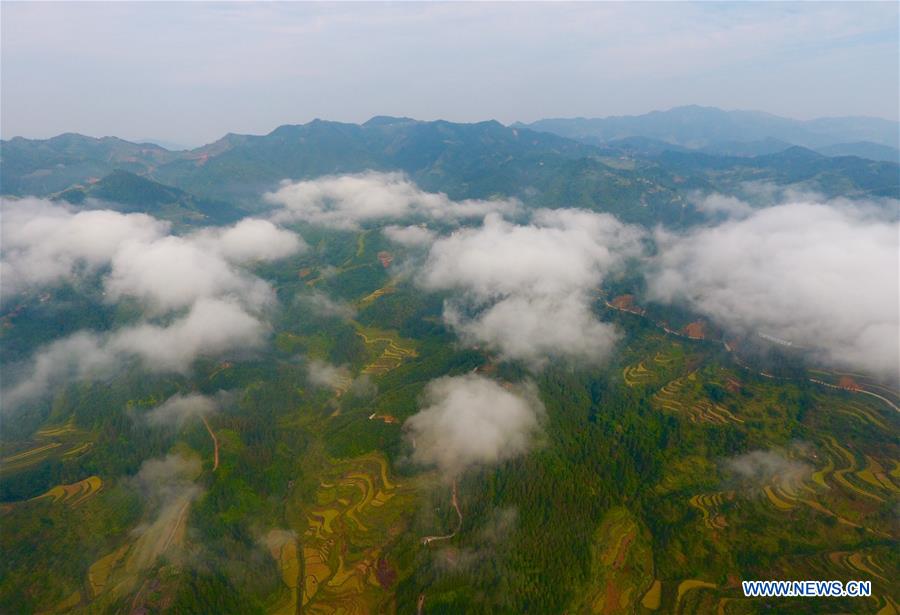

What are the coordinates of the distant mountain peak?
(363, 116, 417, 127)
(518, 106, 899, 152)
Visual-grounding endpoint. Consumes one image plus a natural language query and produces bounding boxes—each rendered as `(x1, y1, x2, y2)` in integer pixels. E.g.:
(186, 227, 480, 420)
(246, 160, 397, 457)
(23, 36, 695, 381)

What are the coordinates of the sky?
(1, 1, 898, 147)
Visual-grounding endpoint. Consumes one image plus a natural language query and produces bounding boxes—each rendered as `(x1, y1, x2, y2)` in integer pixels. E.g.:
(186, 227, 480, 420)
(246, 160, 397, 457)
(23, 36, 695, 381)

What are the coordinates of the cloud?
(444, 296, 621, 366)
(299, 290, 357, 319)
(260, 528, 297, 553)
(190, 218, 306, 263)
(420, 209, 644, 366)
(1, 199, 304, 312)
(305, 359, 351, 390)
(1, 200, 306, 406)
(0, 197, 169, 297)
(129, 453, 203, 571)
(434, 507, 517, 573)
(304, 358, 375, 397)
(690, 192, 755, 218)
(382, 224, 437, 247)
(145, 392, 219, 427)
(266, 171, 519, 230)
(4, 298, 268, 407)
(725, 448, 811, 491)
(105, 235, 275, 312)
(404, 374, 544, 480)
(647, 200, 900, 376)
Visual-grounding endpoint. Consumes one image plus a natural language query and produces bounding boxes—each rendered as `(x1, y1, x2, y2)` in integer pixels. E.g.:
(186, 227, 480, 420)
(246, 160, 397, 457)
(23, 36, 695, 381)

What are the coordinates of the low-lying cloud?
(404, 374, 544, 480)
(1, 199, 302, 307)
(433, 507, 518, 573)
(382, 224, 437, 247)
(145, 392, 219, 427)
(647, 200, 900, 376)
(725, 448, 812, 492)
(305, 359, 352, 390)
(1, 199, 304, 407)
(1, 198, 168, 297)
(420, 209, 644, 367)
(5, 298, 267, 407)
(299, 290, 357, 320)
(266, 171, 520, 230)
(129, 453, 203, 571)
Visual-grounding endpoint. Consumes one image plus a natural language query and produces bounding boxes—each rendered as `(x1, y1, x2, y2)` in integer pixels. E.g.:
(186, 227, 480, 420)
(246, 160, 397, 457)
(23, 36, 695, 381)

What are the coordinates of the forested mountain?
(3, 116, 898, 227)
(51, 170, 244, 226)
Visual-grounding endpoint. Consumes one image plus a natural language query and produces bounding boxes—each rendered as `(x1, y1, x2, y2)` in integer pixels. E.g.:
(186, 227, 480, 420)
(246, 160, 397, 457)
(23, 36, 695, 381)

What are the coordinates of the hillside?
(4, 117, 899, 228)
(54, 170, 244, 225)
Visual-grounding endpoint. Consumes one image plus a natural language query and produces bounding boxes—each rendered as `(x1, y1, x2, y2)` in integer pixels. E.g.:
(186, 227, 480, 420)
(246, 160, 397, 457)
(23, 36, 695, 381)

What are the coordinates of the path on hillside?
(421, 480, 463, 546)
(201, 416, 220, 471)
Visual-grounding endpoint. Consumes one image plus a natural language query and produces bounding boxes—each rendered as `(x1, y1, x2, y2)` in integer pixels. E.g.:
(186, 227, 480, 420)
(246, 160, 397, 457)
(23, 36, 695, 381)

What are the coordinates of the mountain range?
(2, 107, 898, 230)
(515, 105, 900, 161)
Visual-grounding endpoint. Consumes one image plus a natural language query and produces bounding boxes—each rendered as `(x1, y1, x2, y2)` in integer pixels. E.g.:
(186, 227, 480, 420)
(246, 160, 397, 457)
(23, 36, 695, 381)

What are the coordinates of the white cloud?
(105, 236, 275, 312)
(305, 359, 351, 390)
(382, 224, 437, 247)
(725, 448, 811, 492)
(0, 197, 169, 297)
(690, 192, 755, 218)
(1, 200, 306, 405)
(190, 218, 306, 263)
(4, 298, 268, 407)
(1, 199, 304, 312)
(420, 209, 644, 366)
(129, 453, 203, 571)
(444, 295, 621, 366)
(266, 171, 519, 230)
(299, 290, 357, 319)
(145, 393, 218, 427)
(404, 374, 544, 480)
(647, 200, 900, 377)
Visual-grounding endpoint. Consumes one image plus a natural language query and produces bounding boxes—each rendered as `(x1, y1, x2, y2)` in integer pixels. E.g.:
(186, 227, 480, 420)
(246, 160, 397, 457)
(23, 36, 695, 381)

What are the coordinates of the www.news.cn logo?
(742, 580, 872, 598)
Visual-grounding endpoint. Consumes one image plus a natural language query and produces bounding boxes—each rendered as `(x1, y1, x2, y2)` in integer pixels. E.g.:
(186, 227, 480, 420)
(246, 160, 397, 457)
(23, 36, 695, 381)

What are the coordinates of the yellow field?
(264, 530, 301, 615)
(353, 324, 417, 376)
(571, 507, 654, 614)
(278, 453, 414, 615)
(32, 476, 102, 507)
(688, 492, 732, 529)
(675, 579, 716, 612)
(623, 362, 653, 387)
(358, 285, 396, 308)
(641, 579, 662, 611)
(2, 417, 93, 473)
(651, 372, 744, 425)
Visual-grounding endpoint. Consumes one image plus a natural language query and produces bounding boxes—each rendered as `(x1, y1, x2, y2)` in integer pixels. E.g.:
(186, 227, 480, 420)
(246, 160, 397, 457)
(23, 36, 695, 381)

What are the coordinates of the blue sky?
(1, 2, 897, 147)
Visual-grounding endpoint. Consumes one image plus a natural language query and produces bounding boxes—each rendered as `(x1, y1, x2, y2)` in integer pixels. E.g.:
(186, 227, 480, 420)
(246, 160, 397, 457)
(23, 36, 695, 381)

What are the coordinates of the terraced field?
(688, 491, 732, 530)
(264, 530, 301, 615)
(284, 453, 416, 615)
(652, 372, 744, 425)
(621, 344, 686, 389)
(571, 507, 654, 614)
(1, 417, 93, 474)
(358, 284, 396, 309)
(352, 324, 417, 377)
(31, 476, 102, 507)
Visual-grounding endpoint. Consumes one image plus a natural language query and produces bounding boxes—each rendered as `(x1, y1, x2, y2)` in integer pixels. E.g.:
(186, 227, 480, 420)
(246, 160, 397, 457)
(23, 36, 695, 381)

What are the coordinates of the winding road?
(421, 480, 463, 545)
(604, 299, 900, 414)
(201, 415, 220, 471)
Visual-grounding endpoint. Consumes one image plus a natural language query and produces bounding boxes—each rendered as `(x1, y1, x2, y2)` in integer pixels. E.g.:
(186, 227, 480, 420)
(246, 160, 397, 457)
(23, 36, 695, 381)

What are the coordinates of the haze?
(2, 1, 898, 147)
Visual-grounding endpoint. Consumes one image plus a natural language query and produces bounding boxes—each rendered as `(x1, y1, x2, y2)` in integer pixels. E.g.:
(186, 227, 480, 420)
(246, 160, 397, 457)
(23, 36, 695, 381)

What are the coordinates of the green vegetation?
(1, 189, 897, 613)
